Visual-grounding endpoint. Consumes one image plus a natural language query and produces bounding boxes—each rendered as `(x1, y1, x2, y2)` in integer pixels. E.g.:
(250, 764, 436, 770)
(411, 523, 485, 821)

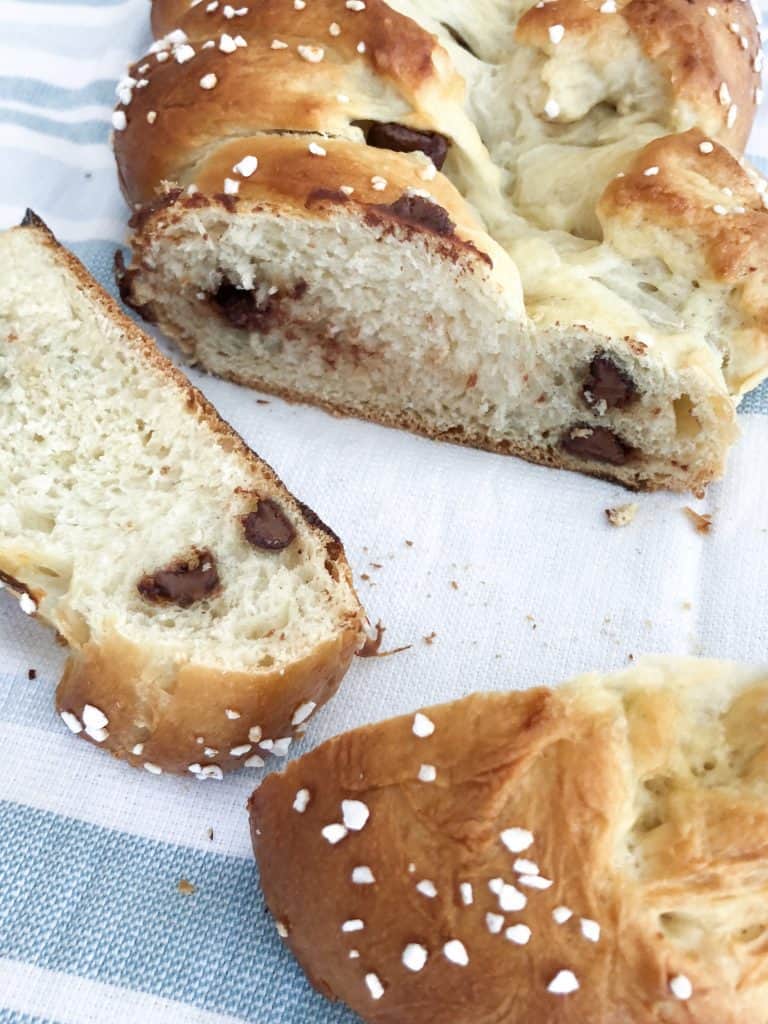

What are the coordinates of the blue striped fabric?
(0, 2, 767, 1023)
(2, 1015, 52, 1024)
(0, 803, 348, 1023)
(0, 79, 115, 105)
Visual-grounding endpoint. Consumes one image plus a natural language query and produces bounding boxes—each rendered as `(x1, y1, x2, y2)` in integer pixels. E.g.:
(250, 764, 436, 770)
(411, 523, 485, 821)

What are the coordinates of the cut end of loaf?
(0, 216, 365, 776)
(121, 190, 736, 494)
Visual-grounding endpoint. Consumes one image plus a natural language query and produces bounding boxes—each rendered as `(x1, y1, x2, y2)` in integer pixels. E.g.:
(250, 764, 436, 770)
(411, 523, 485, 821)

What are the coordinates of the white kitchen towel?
(0, 2, 767, 1022)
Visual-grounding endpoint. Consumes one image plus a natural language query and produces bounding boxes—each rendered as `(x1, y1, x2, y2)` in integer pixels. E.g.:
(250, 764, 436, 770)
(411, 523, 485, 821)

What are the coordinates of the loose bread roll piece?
(113, 0, 768, 494)
(0, 213, 364, 777)
(250, 657, 768, 1022)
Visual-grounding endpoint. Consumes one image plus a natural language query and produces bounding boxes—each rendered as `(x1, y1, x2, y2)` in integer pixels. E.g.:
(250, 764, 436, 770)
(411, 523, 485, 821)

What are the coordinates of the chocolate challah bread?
(114, 0, 766, 493)
(249, 657, 768, 1022)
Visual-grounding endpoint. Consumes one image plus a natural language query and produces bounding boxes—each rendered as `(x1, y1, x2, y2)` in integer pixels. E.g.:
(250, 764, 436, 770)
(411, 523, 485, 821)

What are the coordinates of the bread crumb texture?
(606, 502, 639, 527)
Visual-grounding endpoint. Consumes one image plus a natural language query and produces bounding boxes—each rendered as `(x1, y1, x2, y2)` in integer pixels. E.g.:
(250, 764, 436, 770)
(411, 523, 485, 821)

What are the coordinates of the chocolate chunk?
(562, 426, 630, 466)
(211, 281, 272, 331)
(366, 123, 450, 171)
(128, 188, 184, 232)
(242, 499, 296, 551)
(138, 549, 220, 608)
(583, 355, 636, 410)
(306, 188, 351, 207)
(213, 192, 238, 213)
(211, 279, 307, 332)
(370, 195, 455, 237)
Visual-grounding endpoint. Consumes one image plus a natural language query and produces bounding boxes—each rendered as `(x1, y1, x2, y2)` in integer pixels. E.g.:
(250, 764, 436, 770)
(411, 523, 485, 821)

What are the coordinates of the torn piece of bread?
(112, 0, 767, 494)
(0, 212, 364, 777)
(249, 657, 768, 1021)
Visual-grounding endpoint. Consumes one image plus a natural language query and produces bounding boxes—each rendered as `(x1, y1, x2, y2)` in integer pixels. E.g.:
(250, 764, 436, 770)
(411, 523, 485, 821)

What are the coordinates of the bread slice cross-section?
(0, 212, 364, 777)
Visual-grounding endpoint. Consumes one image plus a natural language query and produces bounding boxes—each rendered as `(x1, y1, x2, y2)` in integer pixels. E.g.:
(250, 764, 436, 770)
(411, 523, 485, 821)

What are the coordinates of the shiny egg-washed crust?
(56, 628, 359, 776)
(598, 128, 768, 392)
(151, 0, 457, 100)
(2, 213, 364, 776)
(118, 0, 762, 203)
(249, 657, 768, 1023)
(117, 0, 474, 205)
(516, 0, 760, 152)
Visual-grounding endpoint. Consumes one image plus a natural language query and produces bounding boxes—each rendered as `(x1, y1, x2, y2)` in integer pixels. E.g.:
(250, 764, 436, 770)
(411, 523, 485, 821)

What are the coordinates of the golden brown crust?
(248, 659, 768, 1023)
(9, 214, 365, 775)
(598, 129, 768, 390)
(190, 136, 485, 236)
(516, 0, 760, 151)
(116, 0, 461, 205)
(599, 129, 768, 284)
(625, 0, 760, 153)
(55, 623, 361, 776)
(150, 0, 453, 100)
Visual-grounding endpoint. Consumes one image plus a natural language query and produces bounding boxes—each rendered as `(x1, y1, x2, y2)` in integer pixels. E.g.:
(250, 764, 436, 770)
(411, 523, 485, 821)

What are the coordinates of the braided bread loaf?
(249, 657, 768, 1022)
(114, 0, 766, 493)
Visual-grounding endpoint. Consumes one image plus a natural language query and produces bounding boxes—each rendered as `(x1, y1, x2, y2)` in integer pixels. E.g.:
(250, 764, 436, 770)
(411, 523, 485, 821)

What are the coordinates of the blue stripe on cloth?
(70, 241, 124, 296)
(0, 109, 109, 144)
(0, 802, 354, 1024)
(0, 1014, 54, 1024)
(0, 78, 115, 109)
(740, 380, 768, 414)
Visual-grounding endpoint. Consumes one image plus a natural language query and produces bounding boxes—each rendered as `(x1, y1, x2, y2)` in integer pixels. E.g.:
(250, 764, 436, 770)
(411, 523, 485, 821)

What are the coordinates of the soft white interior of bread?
(592, 659, 768, 955)
(134, 206, 734, 490)
(388, 0, 671, 237)
(391, 2, 750, 350)
(0, 227, 355, 670)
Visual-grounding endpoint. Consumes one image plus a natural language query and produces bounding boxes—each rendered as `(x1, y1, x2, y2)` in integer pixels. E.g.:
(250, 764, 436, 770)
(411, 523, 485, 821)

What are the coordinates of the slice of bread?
(249, 657, 768, 1022)
(0, 212, 364, 777)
